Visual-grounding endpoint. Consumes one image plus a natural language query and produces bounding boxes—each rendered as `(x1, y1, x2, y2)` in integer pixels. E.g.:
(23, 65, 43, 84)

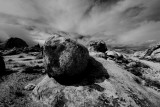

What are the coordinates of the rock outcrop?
(144, 43, 160, 57)
(4, 37, 28, 49)
(43, 33, 90, 82)
(142, 43, 160, 61)
(87, 40, 107, 53)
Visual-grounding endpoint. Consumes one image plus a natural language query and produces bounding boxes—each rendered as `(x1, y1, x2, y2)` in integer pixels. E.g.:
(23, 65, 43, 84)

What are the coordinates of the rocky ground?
(1, 34, 160, 107)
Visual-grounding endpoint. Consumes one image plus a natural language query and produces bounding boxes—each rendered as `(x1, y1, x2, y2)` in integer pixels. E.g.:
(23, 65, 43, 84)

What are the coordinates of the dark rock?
(23, 65, 44, 74)
(23, 44, 42, 53)
(4, 37, 28, 49)
(87, 40, 107, 53)
(144, 43, 160, 57)
(0, 55, 5, 76)
(44, 33, 89, 79)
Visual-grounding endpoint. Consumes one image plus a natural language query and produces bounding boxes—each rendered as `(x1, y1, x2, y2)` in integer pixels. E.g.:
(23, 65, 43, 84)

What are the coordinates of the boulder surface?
(4, 37, 28, 49)
(43, 33, 89, 79)
(88, 40, 107, 53)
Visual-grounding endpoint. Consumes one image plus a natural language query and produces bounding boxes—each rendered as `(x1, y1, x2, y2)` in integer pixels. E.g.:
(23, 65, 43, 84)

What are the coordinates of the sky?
(0, 0, 160, 45)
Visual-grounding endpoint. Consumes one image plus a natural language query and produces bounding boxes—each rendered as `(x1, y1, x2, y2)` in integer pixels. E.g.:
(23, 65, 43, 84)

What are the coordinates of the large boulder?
(4, 37, 28, 49)
(0, 54, 5, 76)
(87, 40, 107, 53)
(44, 33, 89, 80)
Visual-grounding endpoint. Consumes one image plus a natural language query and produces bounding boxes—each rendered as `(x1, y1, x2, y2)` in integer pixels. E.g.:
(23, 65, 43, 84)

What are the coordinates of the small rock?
(25, 83, 36, 91)
(105, 51, 118, 58)
(145, 56, 152, 60)
(89, 52, 106, 58)
(127, 62, 137, 68)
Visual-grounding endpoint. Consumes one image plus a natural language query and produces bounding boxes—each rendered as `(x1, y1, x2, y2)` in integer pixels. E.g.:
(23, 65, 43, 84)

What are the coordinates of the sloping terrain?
(32, 56, 160, 107)
(1, 40, 160, 107)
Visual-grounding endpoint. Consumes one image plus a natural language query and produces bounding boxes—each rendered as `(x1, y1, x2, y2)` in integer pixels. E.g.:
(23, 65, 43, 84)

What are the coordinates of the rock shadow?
(51, 56, 109, 86)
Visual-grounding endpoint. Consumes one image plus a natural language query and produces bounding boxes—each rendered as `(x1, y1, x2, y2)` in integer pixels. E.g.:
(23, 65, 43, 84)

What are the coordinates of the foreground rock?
(32, 57, 160, 107)
(44, 33, 89, 81)
(87, 40, 107, 53)
(0, 54, 5, 76)
(4, 37, 28, 49)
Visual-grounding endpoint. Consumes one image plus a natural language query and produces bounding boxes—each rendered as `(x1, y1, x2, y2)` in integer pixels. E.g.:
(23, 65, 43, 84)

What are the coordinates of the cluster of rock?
(87, 40, 108, 53)
(31, 33, 115, 106)
(87, 40, 124, 61)
(26, 32, 160, 107)
(23, 44, 42, 53)
(135, 43, 160, 62)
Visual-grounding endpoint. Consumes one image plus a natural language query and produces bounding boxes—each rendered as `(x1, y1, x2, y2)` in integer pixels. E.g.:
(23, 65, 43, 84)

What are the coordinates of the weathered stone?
(87, 40, 107, 53)
(105, 51, 118, 58)
(44, 33, 89, 78)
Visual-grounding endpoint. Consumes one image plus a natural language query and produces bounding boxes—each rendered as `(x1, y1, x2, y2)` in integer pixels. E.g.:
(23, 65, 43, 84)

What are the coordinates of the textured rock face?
(44, 33, 89, 79)
(4, 37, 28, 49)
(0, 55, 5, 76)
(32, 57, 160, 107)
(88, 40, 107, 53)
(144, 43, 160, 56)
(105, 51, 118, 58)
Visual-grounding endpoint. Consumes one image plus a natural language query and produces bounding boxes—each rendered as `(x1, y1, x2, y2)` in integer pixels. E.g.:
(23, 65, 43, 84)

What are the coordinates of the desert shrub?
(0, 72, 43, 107)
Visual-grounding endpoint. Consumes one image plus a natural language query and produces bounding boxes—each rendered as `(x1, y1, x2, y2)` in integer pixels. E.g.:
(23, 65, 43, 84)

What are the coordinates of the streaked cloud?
(0, 0, 159, 45)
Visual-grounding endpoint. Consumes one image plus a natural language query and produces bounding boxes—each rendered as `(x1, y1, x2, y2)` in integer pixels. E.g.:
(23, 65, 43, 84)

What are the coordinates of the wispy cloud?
(0, 0, 160, 44)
